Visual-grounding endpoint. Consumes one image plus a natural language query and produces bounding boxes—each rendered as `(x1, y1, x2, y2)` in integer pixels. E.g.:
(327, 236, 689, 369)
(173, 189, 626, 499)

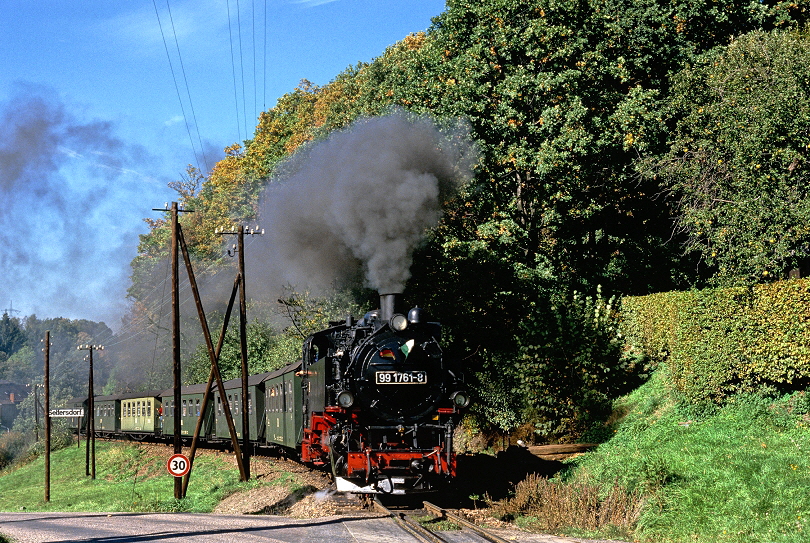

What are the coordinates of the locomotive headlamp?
(450, 391, 471, 408)
(390, 313, 408, 331)
(337, 390, 355, 408)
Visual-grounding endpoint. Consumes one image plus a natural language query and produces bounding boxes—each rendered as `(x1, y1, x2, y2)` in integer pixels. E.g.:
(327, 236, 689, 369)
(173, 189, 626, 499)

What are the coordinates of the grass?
(0, 442, 264, 513)
(560, 368, 810, 542)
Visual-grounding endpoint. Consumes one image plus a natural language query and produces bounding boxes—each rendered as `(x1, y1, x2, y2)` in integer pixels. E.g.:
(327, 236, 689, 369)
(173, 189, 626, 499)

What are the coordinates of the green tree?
(654, 28, 810, 283)
(0, 312, 26, 363)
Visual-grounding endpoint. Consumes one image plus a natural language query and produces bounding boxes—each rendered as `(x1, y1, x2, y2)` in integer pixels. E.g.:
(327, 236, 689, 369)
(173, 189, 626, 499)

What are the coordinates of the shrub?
(515, 288, 645, 440)
(622, 278, 810, 404)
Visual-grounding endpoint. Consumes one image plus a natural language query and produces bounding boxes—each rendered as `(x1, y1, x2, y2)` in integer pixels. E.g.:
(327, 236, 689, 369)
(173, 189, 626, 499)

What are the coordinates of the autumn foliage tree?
(127, 0, 810, 440)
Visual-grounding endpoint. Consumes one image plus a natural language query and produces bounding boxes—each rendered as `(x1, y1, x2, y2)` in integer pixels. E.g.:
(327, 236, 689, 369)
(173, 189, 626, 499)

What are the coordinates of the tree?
(654, 28, 810, 283)
(0, 312, 26, 363)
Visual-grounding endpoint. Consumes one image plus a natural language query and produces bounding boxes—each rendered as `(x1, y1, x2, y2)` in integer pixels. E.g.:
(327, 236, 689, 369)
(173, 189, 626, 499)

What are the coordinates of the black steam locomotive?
(299, 293, 469, 493)
(69, 294, 469, 495)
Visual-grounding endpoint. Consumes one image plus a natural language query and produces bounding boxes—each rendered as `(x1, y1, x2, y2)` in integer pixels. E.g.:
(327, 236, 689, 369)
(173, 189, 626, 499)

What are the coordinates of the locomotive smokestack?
(380, 293, 401, 321)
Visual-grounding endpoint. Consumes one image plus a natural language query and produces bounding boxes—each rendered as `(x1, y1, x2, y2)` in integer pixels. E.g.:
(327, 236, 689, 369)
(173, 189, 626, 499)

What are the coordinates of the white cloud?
(164, 115, 184, 127)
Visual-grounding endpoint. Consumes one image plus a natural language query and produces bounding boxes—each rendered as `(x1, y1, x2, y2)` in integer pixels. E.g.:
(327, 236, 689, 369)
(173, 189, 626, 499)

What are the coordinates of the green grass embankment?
(568, 369, 810, 542)
(490, 368, 810, 542)
(0, 442, 257, 513)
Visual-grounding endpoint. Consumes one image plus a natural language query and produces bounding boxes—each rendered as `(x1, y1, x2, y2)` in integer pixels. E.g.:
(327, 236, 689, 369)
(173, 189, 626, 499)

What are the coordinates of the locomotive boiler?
(299, 293, 469, 494)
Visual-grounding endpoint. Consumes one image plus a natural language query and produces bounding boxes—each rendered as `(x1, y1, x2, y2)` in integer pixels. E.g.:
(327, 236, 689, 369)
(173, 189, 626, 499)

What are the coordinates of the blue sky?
(0, 0, 446, 326)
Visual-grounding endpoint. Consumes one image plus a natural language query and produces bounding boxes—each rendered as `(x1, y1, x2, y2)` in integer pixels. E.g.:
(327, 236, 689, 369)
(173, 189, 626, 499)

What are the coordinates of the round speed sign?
(167, 453, 190, 477)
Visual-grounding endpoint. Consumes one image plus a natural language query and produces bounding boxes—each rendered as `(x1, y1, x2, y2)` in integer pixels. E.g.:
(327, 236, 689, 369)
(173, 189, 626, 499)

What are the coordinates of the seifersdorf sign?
(49, 409, 84, 418)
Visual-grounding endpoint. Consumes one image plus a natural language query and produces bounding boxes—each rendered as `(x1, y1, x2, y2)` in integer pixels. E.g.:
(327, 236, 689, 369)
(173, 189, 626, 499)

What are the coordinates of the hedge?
(621, 279, 810, 403)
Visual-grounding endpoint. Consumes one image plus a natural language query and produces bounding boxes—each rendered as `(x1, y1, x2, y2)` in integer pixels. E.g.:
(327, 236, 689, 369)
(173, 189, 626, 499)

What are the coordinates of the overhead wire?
(226, 0, 243, 143)
(164, 0, 210, 173)
(236, 0, 249, 140)
(58, 3, 274, 385)
(252, 0, 257, 121)
(152, 0, 203, 173)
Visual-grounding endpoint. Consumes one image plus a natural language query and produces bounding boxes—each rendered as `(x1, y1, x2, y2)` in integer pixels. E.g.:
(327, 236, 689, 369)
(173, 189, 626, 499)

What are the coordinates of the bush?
(0, 432, 33, 470)
(622, 278, 810, 404)
(515, 288, 646, 441)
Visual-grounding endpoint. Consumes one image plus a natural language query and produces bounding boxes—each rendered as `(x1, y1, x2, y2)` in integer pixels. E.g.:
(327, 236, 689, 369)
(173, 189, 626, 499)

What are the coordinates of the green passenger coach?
(93, 394, 121, 437)
(265, 361, 303, 448)
(161, 383, 214, 440)
(214, 372, 272, 442)
(119, 391, 162, 437)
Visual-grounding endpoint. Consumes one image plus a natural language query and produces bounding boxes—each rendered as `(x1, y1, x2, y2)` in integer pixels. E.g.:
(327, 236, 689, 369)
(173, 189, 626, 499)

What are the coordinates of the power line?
(227, 0, 243, 143)
(252, 0, 257, 121)
(236, 0, 249, 139)
(165, 0, 210, 173)
(152, 0, 203, 172)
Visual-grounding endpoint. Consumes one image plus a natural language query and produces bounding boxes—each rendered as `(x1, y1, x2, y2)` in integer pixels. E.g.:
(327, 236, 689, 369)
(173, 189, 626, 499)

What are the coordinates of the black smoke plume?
(252, 110, 477, 295)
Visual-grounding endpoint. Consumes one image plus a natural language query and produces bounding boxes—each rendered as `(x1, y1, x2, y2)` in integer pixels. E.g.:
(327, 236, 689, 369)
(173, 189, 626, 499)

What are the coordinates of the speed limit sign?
(167, 453, 190, 477)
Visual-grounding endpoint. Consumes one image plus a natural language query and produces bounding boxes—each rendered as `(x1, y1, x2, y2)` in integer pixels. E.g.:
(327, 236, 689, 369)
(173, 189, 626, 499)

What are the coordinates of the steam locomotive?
(69, 294, 469, 495)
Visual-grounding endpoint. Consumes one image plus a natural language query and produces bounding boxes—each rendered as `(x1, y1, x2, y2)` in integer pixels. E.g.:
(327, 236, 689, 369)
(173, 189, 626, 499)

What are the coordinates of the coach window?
(248, 392, 252, 415)
(234, 393, 239, 415)
(196, 399, 201, 416)
(147, 403, 151, 417)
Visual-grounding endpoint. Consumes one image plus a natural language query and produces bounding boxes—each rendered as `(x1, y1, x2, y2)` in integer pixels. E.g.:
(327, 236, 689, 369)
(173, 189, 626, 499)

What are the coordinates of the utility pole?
(217, 224, 264, 480)
(33, 384, 40, 442)
(152, 201, 190, 499)
(77, 344, 103, 480)
(43, 331, 51, 502)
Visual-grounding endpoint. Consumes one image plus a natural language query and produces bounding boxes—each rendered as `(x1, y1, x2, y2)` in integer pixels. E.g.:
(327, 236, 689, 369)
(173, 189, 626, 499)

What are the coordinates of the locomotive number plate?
(376, 371, 427, 384)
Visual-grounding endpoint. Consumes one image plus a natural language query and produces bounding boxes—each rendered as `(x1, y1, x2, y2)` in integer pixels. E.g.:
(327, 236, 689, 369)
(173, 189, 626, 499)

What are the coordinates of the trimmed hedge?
(621, 279, 810, 403)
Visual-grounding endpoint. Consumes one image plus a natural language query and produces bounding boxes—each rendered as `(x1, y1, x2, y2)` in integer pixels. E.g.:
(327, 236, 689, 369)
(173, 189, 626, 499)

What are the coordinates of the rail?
(373, 497, 448, 543)
(423, 500, 512, 543)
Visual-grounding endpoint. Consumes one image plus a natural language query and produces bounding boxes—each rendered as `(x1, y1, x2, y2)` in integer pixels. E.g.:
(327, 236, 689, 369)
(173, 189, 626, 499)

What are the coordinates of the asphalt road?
(0, 513, 408, 543)
(0, 512, 583, 543)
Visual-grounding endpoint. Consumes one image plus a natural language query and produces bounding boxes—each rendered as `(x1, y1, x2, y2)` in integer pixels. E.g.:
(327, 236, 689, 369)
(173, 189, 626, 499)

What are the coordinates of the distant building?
(0, 380, 29, 431)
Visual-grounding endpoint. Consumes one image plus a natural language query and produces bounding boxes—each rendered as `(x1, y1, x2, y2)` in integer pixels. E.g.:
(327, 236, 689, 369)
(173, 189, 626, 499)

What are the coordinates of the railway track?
(374, 497, 511, 543)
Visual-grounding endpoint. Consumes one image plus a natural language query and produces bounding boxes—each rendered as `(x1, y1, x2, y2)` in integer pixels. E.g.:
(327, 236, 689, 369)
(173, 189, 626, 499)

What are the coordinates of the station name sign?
(49, 408, 84, 418)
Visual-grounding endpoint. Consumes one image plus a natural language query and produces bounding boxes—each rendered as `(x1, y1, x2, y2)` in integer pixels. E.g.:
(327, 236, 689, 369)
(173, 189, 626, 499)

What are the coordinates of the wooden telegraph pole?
(43, 331, 50, 502)
(77, 344, 103, 480)
(153, 202, 186, 499)
(171, 202, 182, 499)
(218, 224, 264, 480)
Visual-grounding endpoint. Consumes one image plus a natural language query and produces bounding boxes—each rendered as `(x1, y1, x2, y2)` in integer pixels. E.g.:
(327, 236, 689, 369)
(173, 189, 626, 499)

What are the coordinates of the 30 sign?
(166, 453, 190, 477)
